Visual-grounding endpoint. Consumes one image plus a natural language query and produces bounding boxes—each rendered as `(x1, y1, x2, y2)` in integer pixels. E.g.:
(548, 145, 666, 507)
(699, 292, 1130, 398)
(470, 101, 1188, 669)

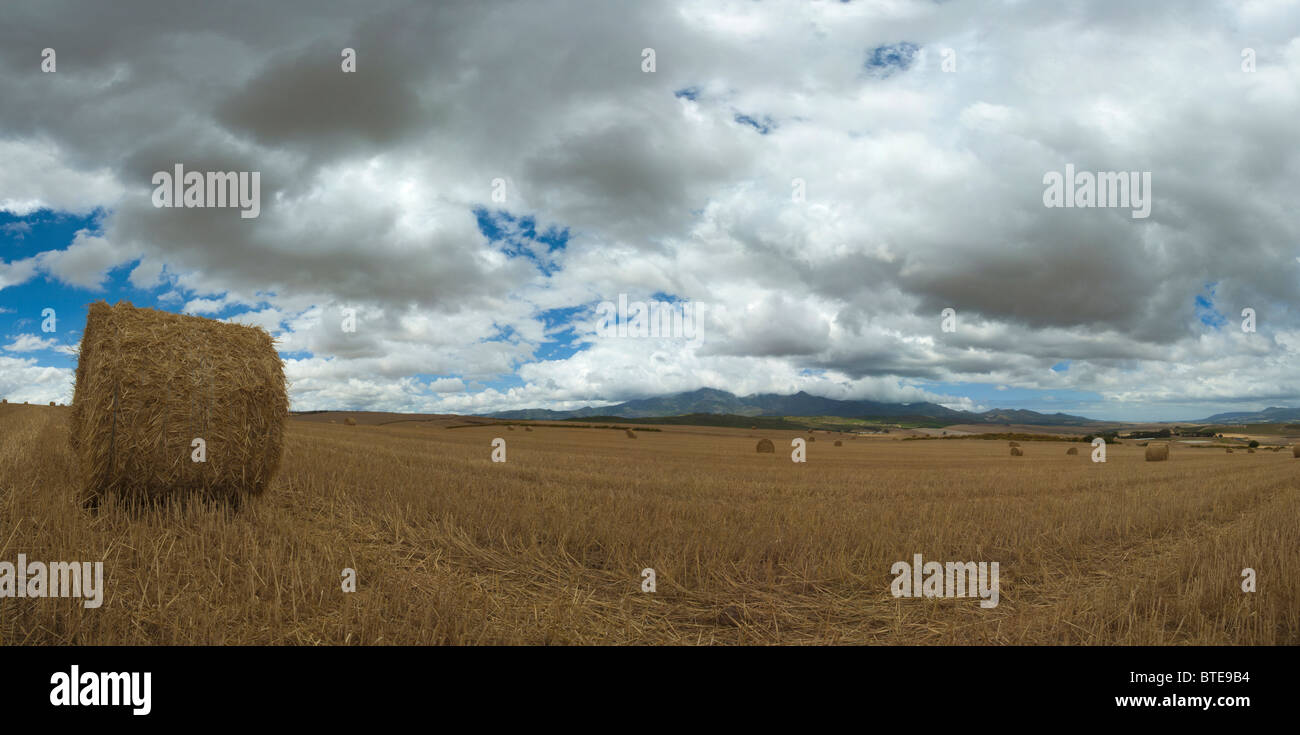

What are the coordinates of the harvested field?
(1, 403, 1296, 644)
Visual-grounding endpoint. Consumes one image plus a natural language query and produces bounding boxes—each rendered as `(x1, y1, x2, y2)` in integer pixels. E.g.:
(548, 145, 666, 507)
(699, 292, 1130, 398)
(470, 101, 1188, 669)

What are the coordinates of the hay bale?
(524, 427, 532, 432)
(344, 417, 357, 426)
(1226, 448, 1233, 454)
(1145, 443, 1169, 461)
(756, 438, 775, 453)
(1010, 447, 1023, 456)
(807, 435, 815, 442)
(833, 440, 843, 446)
(507, 425, 514, 431)
(70, 301, 287, 507)
(1248, 448, 1256, 454)
(1066, 447, 1078, 455)
(1008, 441, 1020, 447)
(49, 401, 57, 406)
(625, 428, 636, 438)
(1293, 444, 1299, 458)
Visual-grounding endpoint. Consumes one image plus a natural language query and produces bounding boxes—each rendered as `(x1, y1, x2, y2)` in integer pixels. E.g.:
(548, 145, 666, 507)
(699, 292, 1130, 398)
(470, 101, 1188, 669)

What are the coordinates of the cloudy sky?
(1, 0, 1298, 421)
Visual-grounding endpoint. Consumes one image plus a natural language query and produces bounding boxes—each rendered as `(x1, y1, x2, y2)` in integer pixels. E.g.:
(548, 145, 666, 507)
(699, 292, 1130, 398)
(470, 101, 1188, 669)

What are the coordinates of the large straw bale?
(70, 301, 287, 507)
(1145, 443, 1170, 461)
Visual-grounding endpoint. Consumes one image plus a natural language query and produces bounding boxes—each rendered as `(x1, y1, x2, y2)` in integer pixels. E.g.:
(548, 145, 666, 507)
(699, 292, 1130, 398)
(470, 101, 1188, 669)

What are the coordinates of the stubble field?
(1, 403, 1296, 645)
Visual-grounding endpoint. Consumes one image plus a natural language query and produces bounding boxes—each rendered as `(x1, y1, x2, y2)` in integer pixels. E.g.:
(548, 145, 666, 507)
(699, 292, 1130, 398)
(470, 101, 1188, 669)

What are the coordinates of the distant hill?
(483, 388, 1100, 425)
(1198, 406, 1300, 423)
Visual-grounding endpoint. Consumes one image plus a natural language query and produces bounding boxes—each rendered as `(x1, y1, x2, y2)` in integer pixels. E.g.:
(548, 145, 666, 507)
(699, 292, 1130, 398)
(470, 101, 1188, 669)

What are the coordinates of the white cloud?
(34, 231, 134, 290)
(3, 334, 58, 352)
(0, 355, 73, 404)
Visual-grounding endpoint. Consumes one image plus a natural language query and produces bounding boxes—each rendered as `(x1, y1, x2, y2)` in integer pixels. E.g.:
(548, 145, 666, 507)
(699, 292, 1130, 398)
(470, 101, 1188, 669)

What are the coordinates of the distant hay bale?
(1066, 447, 1078, 455)
(1145, 443, 1170, 461)
(807, 435, 815, 442)
(524, 427, 532, 432)
(1010, 447, 1023, 456)
(1008, 441, 1020, 447)
(750, 426, 757, 430)
(1226, 448, 1233, 454)
(1248, 448, 1256, 454)
(329, 420, 337, 424)
(70, 301, 288, 508)
(49, 401, 56, 406)
(833, 440, 843, 446)
(344, 417, 357, 426)
(625, 428, 636, 438)
(1293, 445, 1300, 458)
(756, 438, 775, 453)
(507, 425, 514, 431)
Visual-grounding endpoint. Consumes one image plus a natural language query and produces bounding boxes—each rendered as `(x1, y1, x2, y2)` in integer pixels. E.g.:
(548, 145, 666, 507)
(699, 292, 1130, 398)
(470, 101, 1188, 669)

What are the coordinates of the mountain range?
(482, 388, 1102, 425)
(1197, 406, 1300, 424)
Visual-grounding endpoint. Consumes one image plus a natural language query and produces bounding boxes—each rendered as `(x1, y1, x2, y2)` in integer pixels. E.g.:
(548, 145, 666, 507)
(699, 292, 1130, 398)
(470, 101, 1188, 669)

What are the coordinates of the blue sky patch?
(734, 113, 775, 135)
(865, 42, 920, 77)
(1195, 283, 1227, 328)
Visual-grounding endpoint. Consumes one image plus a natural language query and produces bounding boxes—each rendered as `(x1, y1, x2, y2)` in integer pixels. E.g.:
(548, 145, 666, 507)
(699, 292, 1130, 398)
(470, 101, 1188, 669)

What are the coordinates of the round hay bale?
(1248, 448, 1255, 454)
(756, 438, 775, 453)
(1066, 447, 1078, 455)
(344, 417, 357, 426)
(1145, 443, 1170, 461)
(329, 420, 337, 424)
(625, 428, 636, 438)
(1225, 448, 1233, 454)
(507, 425, 514, 431)
(1008, 441, 1020, 447)
(1293, 445, 1300, 458)
(49, 401, 57, 406)
(1010, 447, 1023, 456)
(807, 435, 815, 442)
(70, 301, 287, 507)
(833, 440, 843, 446)
(524, 427, 532, 432)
